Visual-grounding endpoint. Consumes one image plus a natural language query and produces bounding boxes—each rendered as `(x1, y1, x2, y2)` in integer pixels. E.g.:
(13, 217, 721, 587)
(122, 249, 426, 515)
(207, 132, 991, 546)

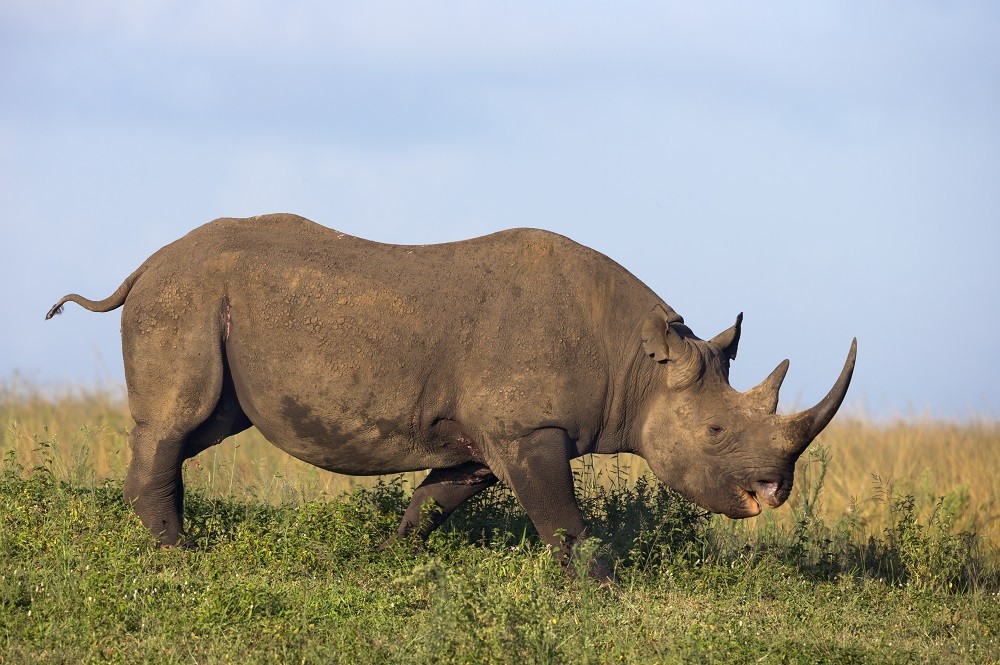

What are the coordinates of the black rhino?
(47, 214, 855, 579)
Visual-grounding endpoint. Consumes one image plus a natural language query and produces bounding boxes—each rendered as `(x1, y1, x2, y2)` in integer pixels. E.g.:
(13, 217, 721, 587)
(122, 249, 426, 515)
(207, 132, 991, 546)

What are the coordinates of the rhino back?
(127, 214, 658, 473)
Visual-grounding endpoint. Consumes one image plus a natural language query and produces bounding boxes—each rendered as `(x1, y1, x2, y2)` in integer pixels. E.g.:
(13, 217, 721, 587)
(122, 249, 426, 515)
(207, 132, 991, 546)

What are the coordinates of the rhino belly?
(222, 322, 472, 476)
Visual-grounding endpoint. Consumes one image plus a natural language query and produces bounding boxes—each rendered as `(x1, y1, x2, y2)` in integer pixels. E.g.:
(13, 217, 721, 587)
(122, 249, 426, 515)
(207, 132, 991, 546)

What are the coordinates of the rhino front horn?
(782, 338, 857, 454)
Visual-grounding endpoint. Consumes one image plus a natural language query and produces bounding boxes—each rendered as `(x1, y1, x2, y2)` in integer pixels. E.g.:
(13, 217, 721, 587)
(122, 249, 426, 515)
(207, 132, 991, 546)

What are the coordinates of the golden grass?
(3, 381, 998, 548)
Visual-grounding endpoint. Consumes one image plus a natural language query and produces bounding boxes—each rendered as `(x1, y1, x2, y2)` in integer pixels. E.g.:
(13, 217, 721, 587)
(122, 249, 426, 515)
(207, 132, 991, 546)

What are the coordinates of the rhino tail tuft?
(45, 302, 66, 320)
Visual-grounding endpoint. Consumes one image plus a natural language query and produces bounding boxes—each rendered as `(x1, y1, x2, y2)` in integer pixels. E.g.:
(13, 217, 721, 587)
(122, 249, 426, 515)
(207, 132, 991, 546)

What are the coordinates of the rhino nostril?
(752, 480, 782, 505)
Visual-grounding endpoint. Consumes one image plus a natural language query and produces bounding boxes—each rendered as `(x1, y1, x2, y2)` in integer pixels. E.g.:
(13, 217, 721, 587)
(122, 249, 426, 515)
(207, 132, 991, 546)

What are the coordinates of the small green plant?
(871, 479, 981, 591)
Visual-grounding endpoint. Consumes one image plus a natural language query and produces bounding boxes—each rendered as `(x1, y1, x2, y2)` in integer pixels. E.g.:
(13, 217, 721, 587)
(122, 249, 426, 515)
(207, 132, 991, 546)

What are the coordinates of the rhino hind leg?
(127, 374, 251, 547)
(165, 363, 253, 535)
(383, 462, 498, 549)
(122, 309, 227, 547)
(125, 421, 218, 547)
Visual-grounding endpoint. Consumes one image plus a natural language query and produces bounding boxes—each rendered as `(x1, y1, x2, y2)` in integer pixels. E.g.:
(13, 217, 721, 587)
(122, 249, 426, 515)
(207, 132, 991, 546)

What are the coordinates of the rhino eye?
(708, 425, 725, 437)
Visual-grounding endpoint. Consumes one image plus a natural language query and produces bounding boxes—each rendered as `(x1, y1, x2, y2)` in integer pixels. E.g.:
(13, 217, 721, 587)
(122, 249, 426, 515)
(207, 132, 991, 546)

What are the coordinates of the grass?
(2, 381, 999, 662)
(4, 380, 998, 548)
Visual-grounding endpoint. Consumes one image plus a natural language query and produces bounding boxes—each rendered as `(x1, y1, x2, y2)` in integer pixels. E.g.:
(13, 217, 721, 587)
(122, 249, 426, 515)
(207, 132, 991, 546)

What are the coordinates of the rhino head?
(636, 304, 856, 518)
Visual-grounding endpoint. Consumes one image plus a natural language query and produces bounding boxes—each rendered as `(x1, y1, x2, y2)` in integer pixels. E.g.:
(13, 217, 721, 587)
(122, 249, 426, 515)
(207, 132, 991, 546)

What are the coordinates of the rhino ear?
(709, 312, 743, 361)
(641, 304, 686, 363)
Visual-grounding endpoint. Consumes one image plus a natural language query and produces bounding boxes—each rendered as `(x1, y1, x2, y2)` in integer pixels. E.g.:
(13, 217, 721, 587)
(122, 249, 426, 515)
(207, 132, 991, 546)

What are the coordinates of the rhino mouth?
(737, 488, 763, 517)
(734, 481, 789, 517)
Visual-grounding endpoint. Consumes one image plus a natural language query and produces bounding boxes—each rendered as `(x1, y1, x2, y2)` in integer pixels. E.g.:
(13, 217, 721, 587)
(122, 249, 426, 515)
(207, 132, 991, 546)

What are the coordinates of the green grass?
(1, 440, 998, 664)
(6, 382, 1000, 554)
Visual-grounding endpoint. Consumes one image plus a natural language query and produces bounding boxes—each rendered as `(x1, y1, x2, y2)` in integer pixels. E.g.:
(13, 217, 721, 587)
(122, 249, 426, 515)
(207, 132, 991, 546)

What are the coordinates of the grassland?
(2, 381, 999, 663)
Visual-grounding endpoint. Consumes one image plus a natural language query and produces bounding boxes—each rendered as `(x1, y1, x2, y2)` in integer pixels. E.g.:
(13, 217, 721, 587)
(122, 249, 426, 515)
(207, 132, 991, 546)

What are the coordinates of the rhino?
(47, 214, 855, 579)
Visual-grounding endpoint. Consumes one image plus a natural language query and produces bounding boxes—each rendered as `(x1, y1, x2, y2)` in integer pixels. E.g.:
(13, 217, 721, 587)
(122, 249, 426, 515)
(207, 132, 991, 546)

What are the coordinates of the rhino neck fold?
(596, 318, 660, 456)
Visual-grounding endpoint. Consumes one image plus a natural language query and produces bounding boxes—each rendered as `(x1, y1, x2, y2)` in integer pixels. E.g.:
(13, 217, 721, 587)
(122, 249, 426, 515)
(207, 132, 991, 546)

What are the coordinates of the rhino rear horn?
(782, 338, 858, 454)
(744, 358, 790, 414)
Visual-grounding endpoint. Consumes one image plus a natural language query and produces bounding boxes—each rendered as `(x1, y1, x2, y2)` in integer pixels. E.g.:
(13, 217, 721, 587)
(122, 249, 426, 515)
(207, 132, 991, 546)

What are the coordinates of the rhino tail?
(45, 263, 147, 320)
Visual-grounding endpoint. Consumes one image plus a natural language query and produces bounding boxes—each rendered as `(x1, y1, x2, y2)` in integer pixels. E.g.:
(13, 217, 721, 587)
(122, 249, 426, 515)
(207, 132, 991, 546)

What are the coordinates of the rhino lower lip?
(739, 489, 762, 516)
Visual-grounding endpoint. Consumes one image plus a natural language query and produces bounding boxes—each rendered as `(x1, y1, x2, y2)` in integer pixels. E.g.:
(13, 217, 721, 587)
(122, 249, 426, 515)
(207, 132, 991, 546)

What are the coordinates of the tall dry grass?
(3, 380, 997, 549)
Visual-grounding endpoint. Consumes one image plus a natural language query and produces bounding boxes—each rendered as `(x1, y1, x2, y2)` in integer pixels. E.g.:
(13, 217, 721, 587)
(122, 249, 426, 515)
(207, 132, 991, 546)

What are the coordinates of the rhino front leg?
(381, 462, 498, 549)
(488, 428, 615, 583)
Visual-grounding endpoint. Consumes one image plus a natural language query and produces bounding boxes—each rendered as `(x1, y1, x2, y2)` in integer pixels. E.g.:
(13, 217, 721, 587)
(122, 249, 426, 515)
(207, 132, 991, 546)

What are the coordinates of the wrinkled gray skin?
(47, 214, 856, 581)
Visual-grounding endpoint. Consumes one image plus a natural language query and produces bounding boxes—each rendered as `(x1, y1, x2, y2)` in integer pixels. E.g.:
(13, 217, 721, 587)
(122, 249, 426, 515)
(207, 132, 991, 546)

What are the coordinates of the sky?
(2, 2, 998, 419)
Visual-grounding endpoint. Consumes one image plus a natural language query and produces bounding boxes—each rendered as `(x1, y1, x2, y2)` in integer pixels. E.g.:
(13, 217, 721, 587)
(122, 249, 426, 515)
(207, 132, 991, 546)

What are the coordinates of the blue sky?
(2, 2, 998, 418)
